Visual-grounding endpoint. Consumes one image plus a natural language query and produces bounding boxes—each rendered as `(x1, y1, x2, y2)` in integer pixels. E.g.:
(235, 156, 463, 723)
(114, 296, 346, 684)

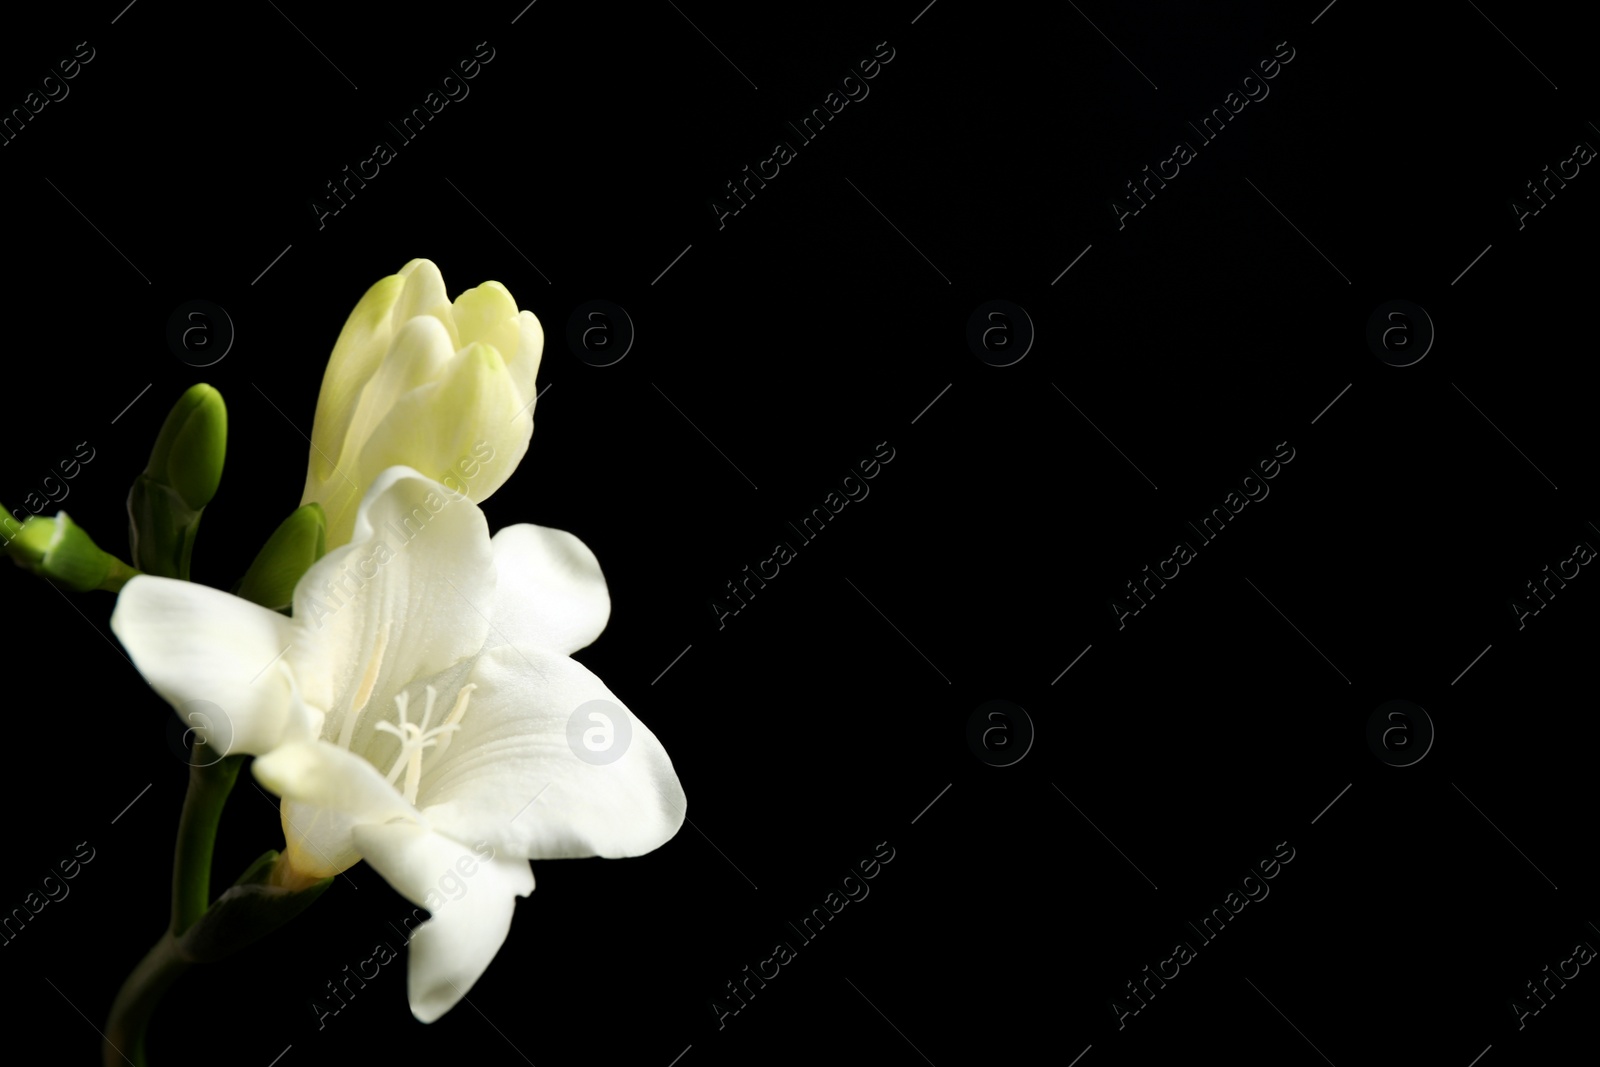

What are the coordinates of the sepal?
(175, 850, 331, 963)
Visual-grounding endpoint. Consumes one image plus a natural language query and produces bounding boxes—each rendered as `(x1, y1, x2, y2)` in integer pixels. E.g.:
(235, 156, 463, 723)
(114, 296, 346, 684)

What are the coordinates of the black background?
(2, 2, 1596, 1065)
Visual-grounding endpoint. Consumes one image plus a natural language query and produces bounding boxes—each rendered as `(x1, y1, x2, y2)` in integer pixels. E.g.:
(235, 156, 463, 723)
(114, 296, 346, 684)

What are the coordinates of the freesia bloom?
(303, 259, 544, 548)
(110, 467, 684, 1021)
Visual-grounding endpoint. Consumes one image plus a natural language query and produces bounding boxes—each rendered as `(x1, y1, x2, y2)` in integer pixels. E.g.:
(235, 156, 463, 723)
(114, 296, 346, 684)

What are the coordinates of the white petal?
(418, 645, 686, 860)
(254, 740, 417, 877)
(486, 525, 610, 655)
(291, 467, 495, 750)
(110, 576, 317, 756)
(351, 820, 534, 1023)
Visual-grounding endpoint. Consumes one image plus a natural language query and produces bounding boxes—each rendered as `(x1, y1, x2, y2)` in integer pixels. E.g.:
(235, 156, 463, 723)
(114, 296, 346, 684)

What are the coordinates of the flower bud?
(129, 384, 228, 579)
(234, 503, 327, 611)
(146, 383, 228, 510)
(302, 259, 542, 547)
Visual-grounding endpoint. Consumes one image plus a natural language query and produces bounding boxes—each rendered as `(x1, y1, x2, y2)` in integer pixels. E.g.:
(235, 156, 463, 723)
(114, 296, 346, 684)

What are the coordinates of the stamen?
(418, 685, 439, 733)
(430, 684, 476, 757)
(403, 745, 423, 805)
(375, 691, 412, 783)
(375, 685, 471, 804)
(337, 621, 391, 750)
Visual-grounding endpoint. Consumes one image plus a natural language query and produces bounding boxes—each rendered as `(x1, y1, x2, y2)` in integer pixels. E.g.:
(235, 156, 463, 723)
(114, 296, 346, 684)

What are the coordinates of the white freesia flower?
(109, 467, 684, 1022)
(303, 259, 544, 548)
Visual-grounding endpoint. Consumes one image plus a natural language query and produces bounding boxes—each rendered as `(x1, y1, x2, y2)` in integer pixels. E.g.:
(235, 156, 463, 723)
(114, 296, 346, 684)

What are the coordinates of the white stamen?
(430, 684, 476, 758)
(338, 621, 390, 750)
(375, 686, 466, 804)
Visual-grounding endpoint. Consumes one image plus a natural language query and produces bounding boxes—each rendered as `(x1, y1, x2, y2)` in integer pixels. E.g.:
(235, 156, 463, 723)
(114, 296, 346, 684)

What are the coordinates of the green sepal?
(234, 503, 326, 611)
(127, 475, 201, 579)
(175, 850, 332, 963)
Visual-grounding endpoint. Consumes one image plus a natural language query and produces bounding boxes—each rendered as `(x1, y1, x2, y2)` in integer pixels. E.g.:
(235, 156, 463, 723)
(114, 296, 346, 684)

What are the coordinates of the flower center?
(334, 623, 476, 805)
(373, 684, 475, 804)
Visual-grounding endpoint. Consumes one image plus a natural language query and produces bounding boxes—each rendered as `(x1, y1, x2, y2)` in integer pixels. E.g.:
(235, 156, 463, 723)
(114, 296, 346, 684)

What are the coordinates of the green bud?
(129, 384, 228, 580)
(234, 503, 326, 611)
(146, 383, 228, 510)
(3, 508, 139, 592)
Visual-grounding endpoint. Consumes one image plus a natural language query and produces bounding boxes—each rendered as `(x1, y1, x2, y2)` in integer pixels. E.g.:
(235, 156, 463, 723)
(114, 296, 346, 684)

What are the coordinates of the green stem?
(103, 932, 191, 1067)
(172, 755, 244, 936)
(101, 555, 143, 591)
(103, 752, 244, 1064)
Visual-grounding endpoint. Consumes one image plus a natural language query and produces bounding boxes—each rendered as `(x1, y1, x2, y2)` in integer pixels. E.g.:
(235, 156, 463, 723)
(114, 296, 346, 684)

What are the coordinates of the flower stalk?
(172, 755, 245, 937)
(103, 756, 240, 1067)
(103, 930, 189, 1067)
(2, 505, 141, 592)
(104, 755, 332, 1065)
